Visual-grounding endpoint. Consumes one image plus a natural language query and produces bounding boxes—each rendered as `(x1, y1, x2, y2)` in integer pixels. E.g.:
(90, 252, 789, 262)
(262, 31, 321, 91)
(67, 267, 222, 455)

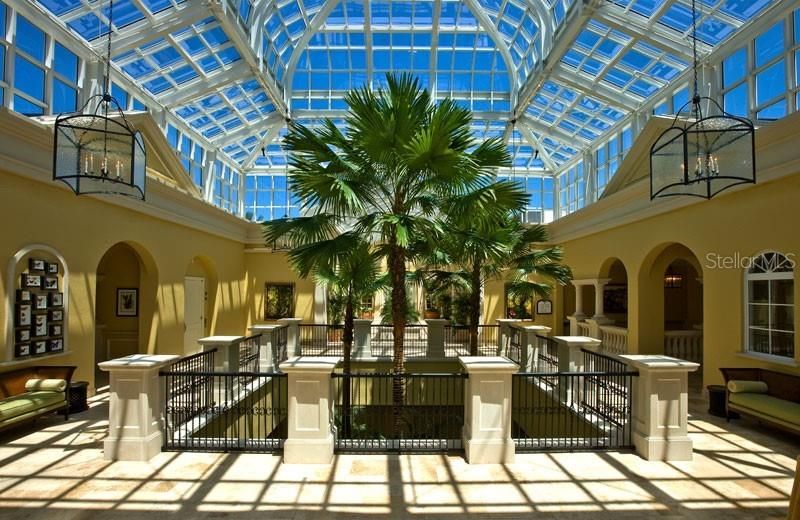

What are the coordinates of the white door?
(184, 276, 206, 355)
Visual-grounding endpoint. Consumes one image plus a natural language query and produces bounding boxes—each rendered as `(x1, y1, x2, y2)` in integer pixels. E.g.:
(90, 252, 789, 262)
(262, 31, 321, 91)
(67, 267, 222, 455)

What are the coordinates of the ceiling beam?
(461, 0, 519, 107)
(208, 0, 289, 117)
(595, 4, 710, 61)
(516, 120, 558, 171)
(284, 0, 343, 100)
(241, 118, 288, 171)
(158, 61, 251, 106)
(519, 114, 588, 147)
(513, 0, 601, 118)
(91, 1, 211, 55)
(213, 112, 283, 147)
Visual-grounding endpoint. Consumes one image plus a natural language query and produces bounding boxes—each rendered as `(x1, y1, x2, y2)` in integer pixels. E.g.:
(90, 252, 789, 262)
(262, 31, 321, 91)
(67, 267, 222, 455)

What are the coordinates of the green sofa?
(0, 365, 76, 432)
(720, 368, 800, 433)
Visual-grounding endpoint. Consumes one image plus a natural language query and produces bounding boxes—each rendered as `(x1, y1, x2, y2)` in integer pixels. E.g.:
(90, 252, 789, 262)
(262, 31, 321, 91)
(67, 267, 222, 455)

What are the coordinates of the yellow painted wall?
(0, 172, 248, 392)
(550, 172, 800, 385)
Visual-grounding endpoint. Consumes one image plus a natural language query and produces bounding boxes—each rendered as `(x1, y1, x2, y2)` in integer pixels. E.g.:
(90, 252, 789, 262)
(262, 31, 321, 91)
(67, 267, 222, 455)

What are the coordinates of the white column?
(198, 335, 245, 372)
(593, 278, 611, 320)
(551, 335, 601, 373)
(425, 318, 447, 358)
(620, 355, 700, 461)
(280, 356, 340, 464)
(353, 319, 372, 359)
(572, 282, 585, 319)
(278, 317, 303, 356)
(98, 354, 180, 461)
(459, 356, 518, 464)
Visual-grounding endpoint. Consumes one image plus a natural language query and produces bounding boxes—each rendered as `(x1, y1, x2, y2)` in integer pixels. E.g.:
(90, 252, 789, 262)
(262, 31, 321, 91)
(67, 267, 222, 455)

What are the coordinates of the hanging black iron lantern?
(650, 0, 755, 200)
(53, 94, 146, 200)
(52, 0, 146, 200)
(650, 96, 755, 200)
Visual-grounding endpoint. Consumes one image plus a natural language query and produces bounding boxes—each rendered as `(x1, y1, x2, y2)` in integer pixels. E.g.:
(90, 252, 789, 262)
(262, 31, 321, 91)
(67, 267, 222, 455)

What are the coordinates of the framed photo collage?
(14, 257, 64, 359)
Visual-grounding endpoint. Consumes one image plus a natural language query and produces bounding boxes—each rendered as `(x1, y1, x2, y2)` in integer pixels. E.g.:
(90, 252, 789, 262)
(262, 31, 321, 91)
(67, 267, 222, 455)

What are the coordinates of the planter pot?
(423, 310, 441, 319)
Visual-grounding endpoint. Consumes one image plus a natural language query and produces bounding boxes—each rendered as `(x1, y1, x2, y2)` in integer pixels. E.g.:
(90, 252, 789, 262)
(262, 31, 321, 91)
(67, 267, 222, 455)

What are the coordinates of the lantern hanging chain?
(691, 0, 700, 114)
(101, 0, 114, 176)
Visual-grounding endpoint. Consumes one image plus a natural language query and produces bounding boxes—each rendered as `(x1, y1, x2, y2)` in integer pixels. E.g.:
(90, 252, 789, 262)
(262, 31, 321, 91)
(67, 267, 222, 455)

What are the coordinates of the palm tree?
(423, 210, 573, 355)
(281, 73, 514, 431)
(263, 219, 384, 435)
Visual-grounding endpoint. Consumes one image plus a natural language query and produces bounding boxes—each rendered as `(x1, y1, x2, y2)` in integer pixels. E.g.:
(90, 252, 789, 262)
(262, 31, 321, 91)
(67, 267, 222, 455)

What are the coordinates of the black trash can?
(707, 384, 735, 418)
(68, 381, 89, 414)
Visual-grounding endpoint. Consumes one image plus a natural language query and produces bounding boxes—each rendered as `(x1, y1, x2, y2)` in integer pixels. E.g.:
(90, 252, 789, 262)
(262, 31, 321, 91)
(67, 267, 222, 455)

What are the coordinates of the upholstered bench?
(720, 368, 800, 434)
(0, 365, 76, 432)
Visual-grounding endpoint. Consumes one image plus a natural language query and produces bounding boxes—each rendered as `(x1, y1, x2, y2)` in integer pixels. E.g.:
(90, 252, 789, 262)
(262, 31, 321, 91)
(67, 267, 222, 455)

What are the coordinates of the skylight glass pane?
(755, 21, 784, 68)
(16, 16, 46, 61)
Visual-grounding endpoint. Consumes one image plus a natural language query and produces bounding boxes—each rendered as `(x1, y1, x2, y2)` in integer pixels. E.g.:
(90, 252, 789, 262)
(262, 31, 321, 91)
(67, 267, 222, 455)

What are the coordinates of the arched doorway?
(94, 242, 152, 389)
(638, 243, 704, 390)
(598, 258, 629, 327)
(184, 256, 217, 355)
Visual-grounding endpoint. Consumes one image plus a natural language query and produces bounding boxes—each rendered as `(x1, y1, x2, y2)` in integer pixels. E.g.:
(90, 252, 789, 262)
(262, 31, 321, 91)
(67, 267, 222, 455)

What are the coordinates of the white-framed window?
(745, 252, 795, 360)
(212, 161, 241, 214)
(557, 160, 585, 217)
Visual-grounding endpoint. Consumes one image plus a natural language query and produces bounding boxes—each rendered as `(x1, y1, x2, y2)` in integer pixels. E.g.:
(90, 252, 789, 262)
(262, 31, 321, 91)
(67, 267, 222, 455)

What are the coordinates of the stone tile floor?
(0, 390, 796, 519)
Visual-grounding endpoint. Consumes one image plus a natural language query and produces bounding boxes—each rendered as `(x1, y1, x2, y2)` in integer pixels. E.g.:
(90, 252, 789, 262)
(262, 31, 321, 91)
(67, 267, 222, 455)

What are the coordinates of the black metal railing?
(443, 325, 500, 356)
(272, 325, 288, 364)
(512, 368, 637, 451)
(171, 347, 216, 373)
(508, 328, 522, 365)
(369, 324, 428, 357)
(299, 324, 344, 356)
(160, 369, 288, 452)
(237, 334, 262, 374)
(332, 372, 467, 452)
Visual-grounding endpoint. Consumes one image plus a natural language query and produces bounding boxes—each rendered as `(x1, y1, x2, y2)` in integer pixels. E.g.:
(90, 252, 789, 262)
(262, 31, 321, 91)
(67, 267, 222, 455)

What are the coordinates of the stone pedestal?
(425, 319, 448, 358)
(353, 319, 372, 359)
(551, 335, 601, 373)
(459, 356, 518, 464)
(98, 354, 180, 461)
(279, 317, 303, 357)
(199, 335, 245, 372)
(279, 356, 340, 464)
(620, 355, 699, 461)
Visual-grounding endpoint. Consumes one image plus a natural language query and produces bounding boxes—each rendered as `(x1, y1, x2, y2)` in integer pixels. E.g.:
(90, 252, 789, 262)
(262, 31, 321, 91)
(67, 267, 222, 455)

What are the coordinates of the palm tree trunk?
(342, 293, 355, 437)
(389, 239, 406, 437)
(469, 262, 482, 356)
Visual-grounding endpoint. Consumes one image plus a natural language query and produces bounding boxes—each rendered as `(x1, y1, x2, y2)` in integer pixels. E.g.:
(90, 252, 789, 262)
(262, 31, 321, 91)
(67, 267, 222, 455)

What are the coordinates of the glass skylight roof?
(33, 0, 779, 174)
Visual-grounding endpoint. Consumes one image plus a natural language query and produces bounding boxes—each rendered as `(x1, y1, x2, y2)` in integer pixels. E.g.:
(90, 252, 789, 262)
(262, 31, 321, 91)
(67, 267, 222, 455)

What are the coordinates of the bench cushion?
(25, 379, 67, 392)
(729, 392, 800, 427)
(0, 391, 65, 420)
(727, 380, 769, 394)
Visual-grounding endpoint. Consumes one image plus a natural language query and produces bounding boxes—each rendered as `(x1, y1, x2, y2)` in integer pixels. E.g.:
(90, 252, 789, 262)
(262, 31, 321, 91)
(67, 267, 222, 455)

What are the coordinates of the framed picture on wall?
(46, 262, 59, 274)
(43, 277, 58, 291)
(504, 284, 533, 320)
(49, 292, 63, 307)
(48, 339, 64, 352)
(16, 290, 32, 303)
(15, 328, 31, 343)
(33, 341, 47, 355)
(15, 343, 31, 357)
(34, 315, 48, 337)
(28, 258, 46, 272)
(536, 299, 553, 315)
(34, 294, 48, 311)
(116, 288, 138, 317)
(264, 283, 294, 320)
(49, 309, 64, 322)
(21, 274, 41, 288)
(15, 304, 32, 327)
